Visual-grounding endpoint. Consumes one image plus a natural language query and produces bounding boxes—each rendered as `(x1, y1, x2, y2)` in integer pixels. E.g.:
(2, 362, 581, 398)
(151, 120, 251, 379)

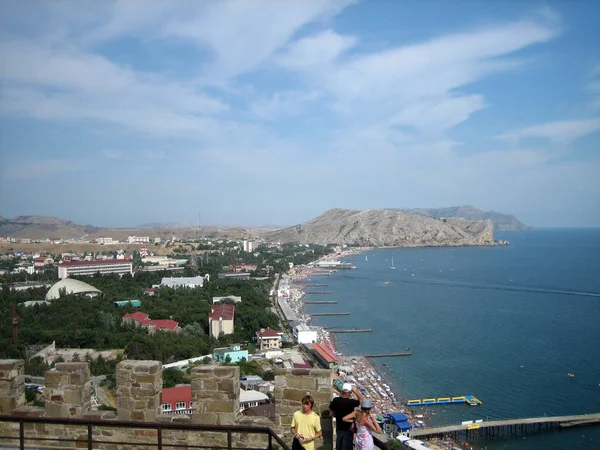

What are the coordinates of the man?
(329, 382, 364, 450)
(290, 394, 322, 450)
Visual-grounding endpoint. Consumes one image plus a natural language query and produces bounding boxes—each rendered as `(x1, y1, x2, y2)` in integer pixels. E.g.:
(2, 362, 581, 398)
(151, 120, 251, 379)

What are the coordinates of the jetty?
(304, 301, 338, 304)
(364, 351, 412, 358)
(328, 328, 372, 333)
(407, 395, 481, 406)
(304, 291, 333, 294)
(305, 284, 328, 287)
(311, 312, 350, 316)
(409, 413, 600, 441)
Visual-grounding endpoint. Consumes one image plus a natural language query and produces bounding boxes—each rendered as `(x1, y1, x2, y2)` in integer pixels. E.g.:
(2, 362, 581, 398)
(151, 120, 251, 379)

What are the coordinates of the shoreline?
(279, 247, 464, 449)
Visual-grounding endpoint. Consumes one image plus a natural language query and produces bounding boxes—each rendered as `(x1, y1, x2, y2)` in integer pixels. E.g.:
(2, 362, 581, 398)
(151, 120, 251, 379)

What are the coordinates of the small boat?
(389, 257, 396, 270)
(568, 373, 575, 378)
(384, 281, 390, 285)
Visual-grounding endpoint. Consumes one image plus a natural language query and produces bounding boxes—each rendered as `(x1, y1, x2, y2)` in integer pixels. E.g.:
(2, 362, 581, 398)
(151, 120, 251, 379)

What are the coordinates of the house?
(239, 389, 269, 413)
(213, 344, 248, 364)
(161, 385, 192, 414)
(208, 304, 235, 338)
(34, 257, 52, 268)
(228, 263, 258, 273)
(122, 312, 180, 334)
(240, 375, 264, 391)
(255, 328, 282, 351)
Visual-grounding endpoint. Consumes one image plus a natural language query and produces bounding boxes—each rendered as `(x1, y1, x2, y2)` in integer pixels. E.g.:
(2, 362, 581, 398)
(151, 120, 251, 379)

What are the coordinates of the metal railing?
(0, 415, 291, 450)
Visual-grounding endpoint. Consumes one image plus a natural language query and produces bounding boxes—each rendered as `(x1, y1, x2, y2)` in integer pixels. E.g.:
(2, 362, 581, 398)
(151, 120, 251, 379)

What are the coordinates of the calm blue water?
(307, 229, 600, 450)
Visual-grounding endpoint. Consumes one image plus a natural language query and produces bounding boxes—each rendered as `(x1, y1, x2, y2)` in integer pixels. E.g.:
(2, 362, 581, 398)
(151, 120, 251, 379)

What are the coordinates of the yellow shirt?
(291, 410, 322, 450)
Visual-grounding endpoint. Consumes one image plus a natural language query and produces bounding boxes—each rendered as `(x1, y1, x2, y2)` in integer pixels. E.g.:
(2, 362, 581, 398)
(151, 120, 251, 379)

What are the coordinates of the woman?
(342, 398, 382, 450)
(290, 395, 322, 450)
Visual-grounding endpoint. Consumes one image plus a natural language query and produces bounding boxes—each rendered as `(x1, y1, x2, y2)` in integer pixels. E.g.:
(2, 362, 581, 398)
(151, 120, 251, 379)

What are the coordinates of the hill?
(0, 216, 103, 239)
(266, 208, 494, 247)
(391, 206, 530, 231)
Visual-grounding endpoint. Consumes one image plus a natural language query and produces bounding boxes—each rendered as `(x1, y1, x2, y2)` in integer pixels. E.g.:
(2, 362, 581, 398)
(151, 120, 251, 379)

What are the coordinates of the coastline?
(279, 247, 464, 449)
(280, 248, 423, 415)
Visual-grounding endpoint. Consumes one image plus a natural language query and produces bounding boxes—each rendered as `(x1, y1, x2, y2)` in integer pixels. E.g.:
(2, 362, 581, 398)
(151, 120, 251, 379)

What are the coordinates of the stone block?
(217, 412, 237, 425)
(285, 376, 316, 390)
(206, 401, 235, 413)
(192, 412, 219, 425)
(282, 388, 309, 403)
(213, 366, 239, 378)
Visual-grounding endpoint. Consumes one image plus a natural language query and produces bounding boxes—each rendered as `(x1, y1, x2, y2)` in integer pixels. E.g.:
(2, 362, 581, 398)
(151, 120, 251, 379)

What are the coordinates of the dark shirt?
(329, 396, 360, 431)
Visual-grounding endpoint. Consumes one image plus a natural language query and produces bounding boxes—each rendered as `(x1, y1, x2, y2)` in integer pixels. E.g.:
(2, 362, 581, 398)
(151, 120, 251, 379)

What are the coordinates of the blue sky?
(1, 0, 599, 228)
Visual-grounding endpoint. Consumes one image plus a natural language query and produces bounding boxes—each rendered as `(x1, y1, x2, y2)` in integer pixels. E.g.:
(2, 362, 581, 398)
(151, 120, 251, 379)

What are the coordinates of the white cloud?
(276, 29, 357, 70)
(161, 0, 356, 79)
(251, 90, 321, 120)
(496, 118, 600, 144)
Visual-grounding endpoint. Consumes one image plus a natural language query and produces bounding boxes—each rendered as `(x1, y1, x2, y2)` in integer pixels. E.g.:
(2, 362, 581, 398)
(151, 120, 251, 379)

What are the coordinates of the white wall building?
(159, 276, 204, 289)
(294, 323, 318, 344)
(58, 260, 133, 279)
(128, 236, 150, 244)
(97, 237, 114, 245)
(243, 240, 254, 252)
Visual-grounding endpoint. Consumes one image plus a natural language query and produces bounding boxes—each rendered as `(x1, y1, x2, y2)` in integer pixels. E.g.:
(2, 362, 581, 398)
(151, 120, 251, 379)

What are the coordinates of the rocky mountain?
(266, 208, 494, 247)
(391, 205, 530, 231)
(0, 215, 103, 239)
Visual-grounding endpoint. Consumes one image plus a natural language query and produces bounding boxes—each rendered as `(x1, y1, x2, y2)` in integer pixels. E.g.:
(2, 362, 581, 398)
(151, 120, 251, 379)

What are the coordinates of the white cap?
(342, 383, 352, 392)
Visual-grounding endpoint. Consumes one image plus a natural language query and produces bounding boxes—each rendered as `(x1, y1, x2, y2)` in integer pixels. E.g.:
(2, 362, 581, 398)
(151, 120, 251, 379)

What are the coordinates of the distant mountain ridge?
(266, 208, 494, 247)
(390, 205, 530, 231)
(0, 215, 103, 239)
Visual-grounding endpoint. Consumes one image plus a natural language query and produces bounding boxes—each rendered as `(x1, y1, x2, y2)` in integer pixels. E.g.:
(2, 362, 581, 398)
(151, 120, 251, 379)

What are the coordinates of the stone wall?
(0, 359, 25, 414)
(44, 362, 91, 418)
(0, 359, 333, 450)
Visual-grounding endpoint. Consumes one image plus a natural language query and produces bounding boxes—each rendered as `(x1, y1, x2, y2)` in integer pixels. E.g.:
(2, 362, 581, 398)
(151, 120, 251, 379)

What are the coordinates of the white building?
(159, 276, 204, 289)
(294, 323, 318, 344)
(128, 236, 150, 244)
(58, 260, 133, 279)
(212, 296, 242, 304)
(97, 237, 114, 245)
(243, 239, 254, 252)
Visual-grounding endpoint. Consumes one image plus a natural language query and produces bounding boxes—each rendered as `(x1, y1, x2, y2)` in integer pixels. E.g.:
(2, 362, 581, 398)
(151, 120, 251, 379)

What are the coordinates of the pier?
(304, 301, 338, 304)
(407, 395, 481, 406)
(305, 284, 328, 287)
(328, 328, 372, 333)
(311, 312, 350, 316)
(409, 413, 600, 441)
(304, 291, 333, 294)
(364, 351, 412, 358)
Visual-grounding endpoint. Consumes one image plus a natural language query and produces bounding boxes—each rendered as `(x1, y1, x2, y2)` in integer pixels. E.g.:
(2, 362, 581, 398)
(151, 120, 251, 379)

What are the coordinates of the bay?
(307, 229, 600, 450)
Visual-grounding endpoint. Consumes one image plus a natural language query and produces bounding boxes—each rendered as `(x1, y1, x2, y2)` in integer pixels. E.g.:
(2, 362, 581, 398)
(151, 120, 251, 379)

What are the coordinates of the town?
(1, 230, 420, 449)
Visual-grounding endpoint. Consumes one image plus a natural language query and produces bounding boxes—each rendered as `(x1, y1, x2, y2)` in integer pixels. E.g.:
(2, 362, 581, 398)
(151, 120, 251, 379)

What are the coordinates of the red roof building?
(311, 343, 338, 369)
(208, 304, 235, 338)
(122, 312, 180, 333)
(161, 386, 192, 414)
(255, 328, 282, 351)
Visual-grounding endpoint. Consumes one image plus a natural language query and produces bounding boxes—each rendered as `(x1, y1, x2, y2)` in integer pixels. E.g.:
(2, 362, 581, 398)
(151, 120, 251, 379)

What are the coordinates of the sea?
(307, 229, 600, 450)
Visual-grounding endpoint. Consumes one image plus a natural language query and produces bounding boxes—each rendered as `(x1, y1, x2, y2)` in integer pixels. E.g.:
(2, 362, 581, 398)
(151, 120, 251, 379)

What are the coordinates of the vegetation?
(1, 270, 280, 364)
(0, 242, 335, 370)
